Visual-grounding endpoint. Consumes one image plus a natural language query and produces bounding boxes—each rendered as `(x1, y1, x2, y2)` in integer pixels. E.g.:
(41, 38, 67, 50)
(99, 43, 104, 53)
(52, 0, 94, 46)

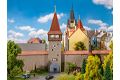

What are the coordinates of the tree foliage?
(91, 45, 100, 50)
(7, 40, 24, 80)
(74, 41, 86, 50)
(66, 62, 77, 73)
(104, 62, 112, 80)
(42, 39, 46, 43)
(102, 42, 113, 80)
(102, 42, 113, 72)
(81, 59, 86, 74)
(75, 72, 84, 80)
(56, 73, 75, 80)
(84, 55, 102, 80)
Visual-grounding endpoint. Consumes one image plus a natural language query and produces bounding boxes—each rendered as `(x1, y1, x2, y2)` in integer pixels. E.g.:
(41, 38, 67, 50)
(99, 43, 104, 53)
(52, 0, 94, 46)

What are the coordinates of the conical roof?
(48, 12, 62, 35)
(77, 19, 85, 31)
(70, 7, 75, 20)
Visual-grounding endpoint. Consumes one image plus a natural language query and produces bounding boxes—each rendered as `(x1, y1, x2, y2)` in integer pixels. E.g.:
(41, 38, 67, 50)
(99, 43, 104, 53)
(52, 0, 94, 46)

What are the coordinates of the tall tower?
(48, 8, 62, 73)
(67, 6, 77, 29)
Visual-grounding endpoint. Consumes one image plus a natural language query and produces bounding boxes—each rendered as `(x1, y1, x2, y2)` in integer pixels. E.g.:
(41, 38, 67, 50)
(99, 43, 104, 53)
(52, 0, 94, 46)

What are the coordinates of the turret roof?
(48, 12, 62, 35)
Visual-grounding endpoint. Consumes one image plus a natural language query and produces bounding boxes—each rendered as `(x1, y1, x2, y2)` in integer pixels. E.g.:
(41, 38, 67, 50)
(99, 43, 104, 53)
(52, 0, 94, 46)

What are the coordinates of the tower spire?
(95, 29, 97, 35)
(54, 5, 56, 12)
(79, 15, 80, 20)
(70, 5, 75, 20)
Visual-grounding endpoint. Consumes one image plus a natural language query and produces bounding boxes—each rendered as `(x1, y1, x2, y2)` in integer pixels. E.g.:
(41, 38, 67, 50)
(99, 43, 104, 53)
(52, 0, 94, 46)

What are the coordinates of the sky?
(7, 0, 113, 43)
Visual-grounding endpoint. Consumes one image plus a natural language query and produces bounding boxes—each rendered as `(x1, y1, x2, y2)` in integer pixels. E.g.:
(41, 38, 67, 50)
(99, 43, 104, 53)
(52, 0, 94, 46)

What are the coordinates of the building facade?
(64, 7, 89, 51)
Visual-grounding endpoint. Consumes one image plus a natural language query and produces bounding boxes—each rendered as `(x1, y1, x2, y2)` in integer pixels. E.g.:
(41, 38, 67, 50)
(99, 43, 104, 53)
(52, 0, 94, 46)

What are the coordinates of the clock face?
(50, 35, 59, 39)
(50, 35, 55, 38)
(55, 35, 59, 38)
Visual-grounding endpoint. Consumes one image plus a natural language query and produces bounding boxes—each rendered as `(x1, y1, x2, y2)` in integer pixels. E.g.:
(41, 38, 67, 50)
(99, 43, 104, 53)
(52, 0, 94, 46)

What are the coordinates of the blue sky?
(7, 0, 113, 43)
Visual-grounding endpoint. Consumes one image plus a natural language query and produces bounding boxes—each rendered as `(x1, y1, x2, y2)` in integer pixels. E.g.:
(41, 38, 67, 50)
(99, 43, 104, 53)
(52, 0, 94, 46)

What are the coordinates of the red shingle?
(77, 20, 85, 30)
(64, 50, 111, 55)
(18, 51, 48, 56)
(48, 12, 62, 35)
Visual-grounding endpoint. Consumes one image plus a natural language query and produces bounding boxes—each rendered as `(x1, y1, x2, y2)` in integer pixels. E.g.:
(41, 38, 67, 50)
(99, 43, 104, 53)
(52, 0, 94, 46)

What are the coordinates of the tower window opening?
(52, 49, 53, 51)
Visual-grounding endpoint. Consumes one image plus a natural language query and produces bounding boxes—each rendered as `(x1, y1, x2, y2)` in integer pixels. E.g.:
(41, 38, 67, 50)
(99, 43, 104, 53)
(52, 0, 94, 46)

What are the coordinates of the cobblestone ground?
(29, 73, 62, 80)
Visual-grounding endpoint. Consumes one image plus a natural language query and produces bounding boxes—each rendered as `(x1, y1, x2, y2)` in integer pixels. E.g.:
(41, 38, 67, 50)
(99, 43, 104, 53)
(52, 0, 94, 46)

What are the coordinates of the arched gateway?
(50, 63, 60, 73)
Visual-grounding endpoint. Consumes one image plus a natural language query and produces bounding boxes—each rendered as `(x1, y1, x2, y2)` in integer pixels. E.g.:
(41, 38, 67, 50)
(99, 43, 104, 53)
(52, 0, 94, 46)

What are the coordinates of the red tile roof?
(68, 28, 88, 38)
(64, 50, 111, 55)
(18, 50, 111, 56)
(28, 38, 42, 43)
(18, 51, 48, 56)
(77, 19, 85, 31)
(48, 12, 62, 35)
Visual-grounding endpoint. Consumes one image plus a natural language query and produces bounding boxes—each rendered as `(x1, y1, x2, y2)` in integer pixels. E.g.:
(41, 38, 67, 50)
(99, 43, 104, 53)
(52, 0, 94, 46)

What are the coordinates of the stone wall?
(64, 54, 107, 71)
(17, 54, 48, 71)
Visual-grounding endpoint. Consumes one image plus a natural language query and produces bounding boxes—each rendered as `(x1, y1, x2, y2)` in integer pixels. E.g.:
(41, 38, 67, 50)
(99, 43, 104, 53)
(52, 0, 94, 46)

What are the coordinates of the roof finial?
(79, 15, 80, 20)
(95, 28, 97, 34)
(54, 5, 56, 12)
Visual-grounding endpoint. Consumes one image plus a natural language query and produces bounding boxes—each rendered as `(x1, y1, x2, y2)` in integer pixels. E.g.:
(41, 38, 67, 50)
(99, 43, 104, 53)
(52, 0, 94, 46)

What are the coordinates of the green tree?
(75, 72, 84, 80)
(74, 41, 86, 50)
(104, 62, 112, 80)
(66, 62, 77, 73)
(81, 59, 86, 74)
(84, 55, 102, 80)
(102, 42, 113, 80)
(102, 42, 113, 72)
(91, 45, 100, 50)
(7, 40, 24, 80)
(42, 39, 46, 43)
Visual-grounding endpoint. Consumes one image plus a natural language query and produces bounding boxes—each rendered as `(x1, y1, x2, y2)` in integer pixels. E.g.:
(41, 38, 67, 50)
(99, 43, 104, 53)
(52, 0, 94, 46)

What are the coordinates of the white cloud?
(98, 26, 107, 30)
(88, 19, 110, 31)
(92, 0, 113, 9)
(108, 25, 113, 32)
(8, 30, 26, 43)
(29, 29, 48, 38)
(8, 30, 24, 38)
(83, 26, 91, 30)
(7, 38, 27, 43)
(60, 23, 66, 30)
(8, 19, 15, 23)
(16, 26, 36, 31)
(38, 13, 64, 23)
(88, 19, 108, 27)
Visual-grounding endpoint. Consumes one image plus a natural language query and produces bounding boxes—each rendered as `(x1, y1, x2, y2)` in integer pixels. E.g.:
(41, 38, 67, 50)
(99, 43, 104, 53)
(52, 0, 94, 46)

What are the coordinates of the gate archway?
(50, 63, 60, 73)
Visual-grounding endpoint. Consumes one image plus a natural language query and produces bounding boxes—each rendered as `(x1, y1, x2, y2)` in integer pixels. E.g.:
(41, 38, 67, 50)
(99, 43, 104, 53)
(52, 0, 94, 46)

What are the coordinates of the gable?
(69, 28, 88, 38)
(68, 28, 89, 50)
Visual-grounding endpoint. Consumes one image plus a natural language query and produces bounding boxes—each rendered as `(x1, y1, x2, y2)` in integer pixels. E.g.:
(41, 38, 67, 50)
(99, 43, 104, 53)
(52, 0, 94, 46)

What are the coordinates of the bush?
(75, 72, 84, 80)
(65, 62, 77, 73)
(81, 59, 86, 74)
(74, 41, 86, 50)
(56, 74, 75, 80)
(31, 66, 48, 75)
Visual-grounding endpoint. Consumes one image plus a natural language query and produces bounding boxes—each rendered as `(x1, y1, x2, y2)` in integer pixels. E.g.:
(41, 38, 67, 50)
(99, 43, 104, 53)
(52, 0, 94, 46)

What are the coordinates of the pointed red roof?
(48, 12, 62, 35)
(77, 19, 85, 31)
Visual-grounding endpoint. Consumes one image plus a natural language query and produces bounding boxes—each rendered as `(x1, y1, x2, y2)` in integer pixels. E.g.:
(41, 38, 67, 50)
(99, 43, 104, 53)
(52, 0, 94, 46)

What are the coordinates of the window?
(52, 49, 53, 51)
(52, 58, 57, 61)
(50, 35, 54, 38)
(55, 35, 59, 38)
(53, 45, 56, 48)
